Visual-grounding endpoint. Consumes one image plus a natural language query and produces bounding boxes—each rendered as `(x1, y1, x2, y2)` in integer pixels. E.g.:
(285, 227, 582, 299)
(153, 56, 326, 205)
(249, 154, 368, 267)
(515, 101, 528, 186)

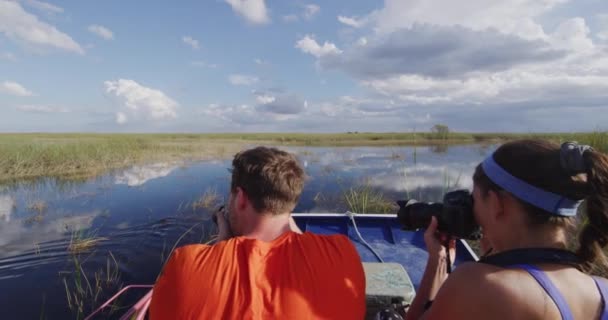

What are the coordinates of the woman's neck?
(490, 224, 568, 254)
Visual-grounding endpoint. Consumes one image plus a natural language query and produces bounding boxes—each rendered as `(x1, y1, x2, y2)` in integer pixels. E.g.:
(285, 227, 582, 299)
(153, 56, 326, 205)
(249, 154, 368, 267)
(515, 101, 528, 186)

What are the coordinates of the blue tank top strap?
(592, 276, 608, 320)
(512, 264, 574, 320)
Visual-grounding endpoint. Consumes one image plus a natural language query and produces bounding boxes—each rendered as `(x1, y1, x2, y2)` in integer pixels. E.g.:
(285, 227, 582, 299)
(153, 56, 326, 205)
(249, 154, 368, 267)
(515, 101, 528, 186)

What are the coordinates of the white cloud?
(254, 58, 268, 65)
(88, 24, 114, 40)
(1, 52, 16, 61)
(225, 0, 270, 24)
(0, 0, 84, 54)
(314, 24, 564, 78)
(282, 14, 299, 23)
(256, 94, 276, 104)
(255, 93, 306, 115)
(1, 81, 33, 96)
(598, 14, 608, 41)
(23, 0, 63, 14)
(191, 61, 217, 68)
(228, 74, 259, 86)
(303, 4, 320, 20)
(362, 0, 566, 40)
(17, 104, 69, 113)
(295, 35, 342, 58)
(337, 15, 366, 28)
(104, 79, 179, 120)
(116, 112, 127, 124)
(549, 17, 594, 52)
(182, 36, 200, 50)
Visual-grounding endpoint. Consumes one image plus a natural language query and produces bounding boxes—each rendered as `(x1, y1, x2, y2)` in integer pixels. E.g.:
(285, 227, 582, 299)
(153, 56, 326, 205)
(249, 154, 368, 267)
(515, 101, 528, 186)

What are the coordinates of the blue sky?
(1, 0, 607, 132)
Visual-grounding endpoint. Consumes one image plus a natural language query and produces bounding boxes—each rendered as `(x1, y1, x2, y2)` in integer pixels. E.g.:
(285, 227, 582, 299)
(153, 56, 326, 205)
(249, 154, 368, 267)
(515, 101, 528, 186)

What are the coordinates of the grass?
(24, 200, 48, 224)
(192, 188, 222, 211)
(1, 132, 607, 183)
(342, 184, 398, 214)
(63, 251, 122, 319)
(68, 229, 108, 254)
(0, 134, 244, 183)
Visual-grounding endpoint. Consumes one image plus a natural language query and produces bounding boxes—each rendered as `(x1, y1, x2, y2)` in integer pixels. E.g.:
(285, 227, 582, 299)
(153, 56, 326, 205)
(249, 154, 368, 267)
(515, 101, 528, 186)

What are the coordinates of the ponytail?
(577, 150, 608, 270)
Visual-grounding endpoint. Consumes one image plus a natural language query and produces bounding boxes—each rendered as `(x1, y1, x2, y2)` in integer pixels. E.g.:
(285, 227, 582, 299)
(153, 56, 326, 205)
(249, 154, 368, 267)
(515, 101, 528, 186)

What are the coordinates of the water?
(0, 144, 493, 319)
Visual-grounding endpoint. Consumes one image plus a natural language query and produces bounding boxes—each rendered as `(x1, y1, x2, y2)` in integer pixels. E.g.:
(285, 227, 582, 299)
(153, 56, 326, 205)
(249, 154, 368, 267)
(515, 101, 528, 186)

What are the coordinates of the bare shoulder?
(423, 262, 530, 319)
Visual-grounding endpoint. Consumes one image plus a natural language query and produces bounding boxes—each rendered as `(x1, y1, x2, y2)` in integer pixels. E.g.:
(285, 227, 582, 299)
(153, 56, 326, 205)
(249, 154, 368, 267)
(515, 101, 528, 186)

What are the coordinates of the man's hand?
(215, 206, 233, 241)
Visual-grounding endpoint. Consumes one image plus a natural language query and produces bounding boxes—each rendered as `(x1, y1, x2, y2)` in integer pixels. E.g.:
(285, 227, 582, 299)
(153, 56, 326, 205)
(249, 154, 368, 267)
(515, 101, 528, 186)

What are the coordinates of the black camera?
(396, 190, 481, 240)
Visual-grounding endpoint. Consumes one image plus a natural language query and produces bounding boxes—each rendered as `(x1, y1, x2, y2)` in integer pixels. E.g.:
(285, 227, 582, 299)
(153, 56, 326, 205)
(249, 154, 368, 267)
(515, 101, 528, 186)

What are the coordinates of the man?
(150, 146, 366, 319)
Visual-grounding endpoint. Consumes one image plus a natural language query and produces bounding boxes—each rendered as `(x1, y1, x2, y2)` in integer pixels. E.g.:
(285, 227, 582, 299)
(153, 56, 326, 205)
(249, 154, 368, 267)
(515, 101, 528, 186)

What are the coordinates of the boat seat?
(363, 262, 415, 319)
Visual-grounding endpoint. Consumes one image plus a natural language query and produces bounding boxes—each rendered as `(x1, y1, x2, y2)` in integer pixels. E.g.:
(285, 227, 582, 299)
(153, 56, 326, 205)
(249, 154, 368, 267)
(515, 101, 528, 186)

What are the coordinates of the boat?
(85, 212, 479, 320)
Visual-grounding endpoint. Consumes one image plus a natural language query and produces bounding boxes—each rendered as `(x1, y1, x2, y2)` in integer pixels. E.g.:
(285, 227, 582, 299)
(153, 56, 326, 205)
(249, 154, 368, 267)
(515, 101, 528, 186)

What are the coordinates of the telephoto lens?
(396, 190, 481, 240)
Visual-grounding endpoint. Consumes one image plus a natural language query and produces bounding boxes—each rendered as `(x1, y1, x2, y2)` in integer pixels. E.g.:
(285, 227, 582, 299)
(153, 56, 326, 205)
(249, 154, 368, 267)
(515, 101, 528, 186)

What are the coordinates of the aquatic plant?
(192, 188, 221, 211)
(68, 229, 108, 254)
(63, 251, 122, 319)
(342, 184, 397, 214)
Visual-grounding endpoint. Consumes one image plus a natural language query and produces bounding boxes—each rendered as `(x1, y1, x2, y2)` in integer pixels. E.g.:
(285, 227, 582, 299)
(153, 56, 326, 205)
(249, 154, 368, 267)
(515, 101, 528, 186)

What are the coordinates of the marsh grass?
(68, 229, 108, 254)
(63, 251, 122, 319)
(0, 134, 244, 183)
(343, 184, 397, 214)
(192, 188, 221, 211)
(2, 132, 606, 183)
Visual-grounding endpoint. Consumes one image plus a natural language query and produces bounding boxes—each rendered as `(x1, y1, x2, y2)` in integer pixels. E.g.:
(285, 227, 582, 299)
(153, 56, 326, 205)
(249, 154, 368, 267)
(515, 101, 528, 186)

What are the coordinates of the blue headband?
(481, 156, 583, 216)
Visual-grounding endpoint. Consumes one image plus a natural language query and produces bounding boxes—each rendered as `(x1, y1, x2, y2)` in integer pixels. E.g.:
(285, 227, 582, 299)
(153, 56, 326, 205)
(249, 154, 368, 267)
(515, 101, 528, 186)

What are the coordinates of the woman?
(405, 139, 608, 320)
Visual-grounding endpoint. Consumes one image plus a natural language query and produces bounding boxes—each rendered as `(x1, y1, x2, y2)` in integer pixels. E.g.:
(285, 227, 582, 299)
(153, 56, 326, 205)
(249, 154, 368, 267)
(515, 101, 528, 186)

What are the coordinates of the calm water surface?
(0, 144, 493, 319)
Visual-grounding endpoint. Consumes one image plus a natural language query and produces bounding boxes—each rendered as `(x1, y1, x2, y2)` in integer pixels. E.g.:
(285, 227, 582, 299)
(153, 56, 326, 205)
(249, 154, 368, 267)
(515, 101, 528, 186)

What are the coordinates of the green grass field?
(1, 131, 606, 182)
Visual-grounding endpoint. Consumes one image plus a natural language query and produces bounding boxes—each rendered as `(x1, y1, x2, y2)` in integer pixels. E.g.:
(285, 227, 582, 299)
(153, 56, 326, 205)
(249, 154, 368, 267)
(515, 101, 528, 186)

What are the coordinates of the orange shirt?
(149, 231, 366, 320)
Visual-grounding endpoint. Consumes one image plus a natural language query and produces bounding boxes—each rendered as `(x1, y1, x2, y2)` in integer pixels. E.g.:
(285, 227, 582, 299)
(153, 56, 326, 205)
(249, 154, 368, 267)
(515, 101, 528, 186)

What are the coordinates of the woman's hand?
(424, 216, 456, 267)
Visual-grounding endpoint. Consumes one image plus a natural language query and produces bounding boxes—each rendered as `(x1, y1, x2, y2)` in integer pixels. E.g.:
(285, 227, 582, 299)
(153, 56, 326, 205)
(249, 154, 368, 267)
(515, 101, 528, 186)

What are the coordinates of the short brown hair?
(230, 146, 305, 214)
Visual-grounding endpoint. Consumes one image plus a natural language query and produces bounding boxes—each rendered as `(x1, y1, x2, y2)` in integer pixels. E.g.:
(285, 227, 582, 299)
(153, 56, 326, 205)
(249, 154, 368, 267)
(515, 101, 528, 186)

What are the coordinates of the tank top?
(514, 264, 608, 320)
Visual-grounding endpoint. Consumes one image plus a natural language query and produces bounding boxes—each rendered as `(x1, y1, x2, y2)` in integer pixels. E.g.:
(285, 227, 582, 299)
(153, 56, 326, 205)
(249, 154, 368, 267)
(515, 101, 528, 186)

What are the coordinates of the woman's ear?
(487, 190, 505, 221)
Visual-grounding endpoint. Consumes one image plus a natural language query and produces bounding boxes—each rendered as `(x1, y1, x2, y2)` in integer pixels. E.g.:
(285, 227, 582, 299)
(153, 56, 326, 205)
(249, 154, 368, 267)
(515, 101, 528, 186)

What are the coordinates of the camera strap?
(477, 247, 582, 269)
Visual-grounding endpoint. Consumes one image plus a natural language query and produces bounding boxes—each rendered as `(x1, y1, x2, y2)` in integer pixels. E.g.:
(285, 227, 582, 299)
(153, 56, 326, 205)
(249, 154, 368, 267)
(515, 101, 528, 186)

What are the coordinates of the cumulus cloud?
(1, 52, 16, 61)
(17, 105, 69, 113)
(116, 112, 127, 124)
(228, 74, 259, 86)
(23, 0, 63, 14)
(182, 36, 200, 50)
(1, 81, 33, 96)
(303, 4, 320, 20)
(0, 0, 84, 54)
(337, 15, 367, 28)
(295, 35, 342, 58)
(292, 0, 608, 132)
(225, 0, 270, 24)
(599, 14, 608, 41)
(254, 90, 306, 115)
(88, 25, 114, 40)
(191, 61, 217, 68)
(360, 0, 566, 39)
(104, 79, 178, 120)
(254, 58, 268, 65)
(550, 18, 594, 51)
(309, 24, 565, 78)
(282, 14, 299, 23)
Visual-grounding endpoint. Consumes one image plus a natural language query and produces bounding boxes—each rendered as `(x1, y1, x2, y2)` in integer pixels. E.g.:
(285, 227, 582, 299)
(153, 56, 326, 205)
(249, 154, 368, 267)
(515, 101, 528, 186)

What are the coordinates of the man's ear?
(235, 187, 248, 210)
